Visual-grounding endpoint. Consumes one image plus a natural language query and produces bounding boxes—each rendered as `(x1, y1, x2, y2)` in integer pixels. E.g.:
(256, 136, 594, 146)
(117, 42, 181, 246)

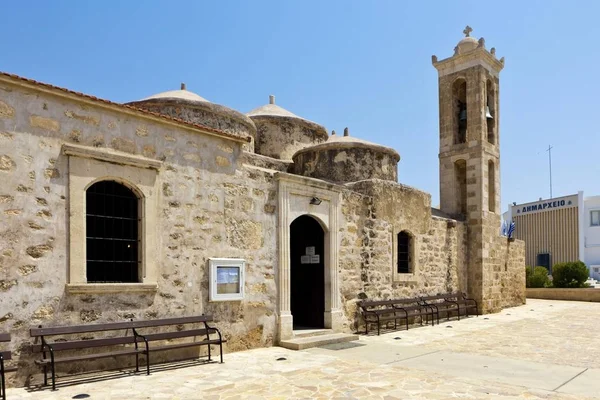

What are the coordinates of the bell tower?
(433, 26, 505, 310)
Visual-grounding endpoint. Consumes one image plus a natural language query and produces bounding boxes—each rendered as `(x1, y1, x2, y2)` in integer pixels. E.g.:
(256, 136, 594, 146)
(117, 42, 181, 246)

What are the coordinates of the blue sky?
(1, 1, 598, 209)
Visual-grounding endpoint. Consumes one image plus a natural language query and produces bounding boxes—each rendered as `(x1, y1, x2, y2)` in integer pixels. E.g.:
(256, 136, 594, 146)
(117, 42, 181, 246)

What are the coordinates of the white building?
(503, 192, 600, 279)
(584, 195, 600, 279)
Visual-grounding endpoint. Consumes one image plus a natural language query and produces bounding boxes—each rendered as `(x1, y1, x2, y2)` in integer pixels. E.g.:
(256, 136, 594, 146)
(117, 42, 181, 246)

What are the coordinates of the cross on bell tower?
(432, 27, 506, 312)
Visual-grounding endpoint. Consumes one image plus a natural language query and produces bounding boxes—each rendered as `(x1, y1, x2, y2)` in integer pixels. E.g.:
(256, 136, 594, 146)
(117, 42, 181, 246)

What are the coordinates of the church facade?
(0, 27, 525, 386)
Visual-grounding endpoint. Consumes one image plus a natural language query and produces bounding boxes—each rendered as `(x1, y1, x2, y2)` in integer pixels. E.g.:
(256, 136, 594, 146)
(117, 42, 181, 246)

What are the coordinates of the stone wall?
(482, 237, 526, 312)
(0, 80, 278, 386)
(337, 179, 470, 331)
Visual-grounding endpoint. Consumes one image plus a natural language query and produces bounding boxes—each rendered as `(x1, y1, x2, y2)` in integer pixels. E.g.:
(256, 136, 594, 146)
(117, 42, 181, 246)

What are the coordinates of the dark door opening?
(290, 215, 325, 329)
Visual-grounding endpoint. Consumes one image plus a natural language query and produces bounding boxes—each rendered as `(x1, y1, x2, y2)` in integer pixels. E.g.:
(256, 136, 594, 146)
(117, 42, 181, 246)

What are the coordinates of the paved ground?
(6, 299, 600, 399)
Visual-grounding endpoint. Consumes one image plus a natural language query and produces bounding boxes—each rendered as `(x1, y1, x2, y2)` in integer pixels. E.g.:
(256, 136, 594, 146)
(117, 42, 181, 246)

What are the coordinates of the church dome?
(127, 83, 256, 151)
(456, 26, 479, 53)
(140, 85, 209, 103)
(247, 96, 300, 119)
(246, 95, 328, 160)
(292, 128, 400, 184)
(457, 36, 478, 53)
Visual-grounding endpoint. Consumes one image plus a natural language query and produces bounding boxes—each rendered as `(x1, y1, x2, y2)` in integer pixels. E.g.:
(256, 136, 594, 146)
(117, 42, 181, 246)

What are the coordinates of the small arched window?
(86, 180, 139, 283)
(397, 231, 413, 274)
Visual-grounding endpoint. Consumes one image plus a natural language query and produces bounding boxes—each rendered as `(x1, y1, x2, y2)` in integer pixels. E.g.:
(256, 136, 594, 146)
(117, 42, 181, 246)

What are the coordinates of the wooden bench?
(31, 315, 224, 390)
(358, 298, 435, 335)
(420, 293, 478, 324)
(1, 333, 16, 400)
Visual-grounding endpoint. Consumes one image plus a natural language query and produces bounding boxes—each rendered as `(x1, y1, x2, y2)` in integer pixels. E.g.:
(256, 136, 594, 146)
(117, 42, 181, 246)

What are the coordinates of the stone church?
(0, 27, 525, 384)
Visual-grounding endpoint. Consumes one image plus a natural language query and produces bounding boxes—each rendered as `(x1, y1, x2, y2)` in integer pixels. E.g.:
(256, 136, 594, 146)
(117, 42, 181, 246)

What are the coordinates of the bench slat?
(148, 339, 224, 353)
(0, 333, 10, 342)
(1, 350, 11, 360)
(31, 321, 138, 336)
(32, 335, 139, 353)
(360, 300, 398, 307)
(141, 329, 212, 342)
(30, 315, 214, 337)
(127, 316, 213, 330)
(398, 305, 431, 312)
(360, 298, 421, 308)
(420, 295, 449, 301)
(425, 303, 457, 310)
(35, 348, 145, 365)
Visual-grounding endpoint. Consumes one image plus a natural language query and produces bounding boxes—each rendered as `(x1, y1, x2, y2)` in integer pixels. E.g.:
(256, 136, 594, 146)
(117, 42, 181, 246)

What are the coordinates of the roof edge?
(128, 97, 257, 134)
(0, 71, 252, 144)
(248, 113, 327, 137)
(292, 139, 400, 162)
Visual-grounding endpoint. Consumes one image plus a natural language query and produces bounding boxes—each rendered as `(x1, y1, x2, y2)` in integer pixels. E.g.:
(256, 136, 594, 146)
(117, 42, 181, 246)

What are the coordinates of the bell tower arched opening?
(453, 79, 468, 144)
(486, 79, 496, 144)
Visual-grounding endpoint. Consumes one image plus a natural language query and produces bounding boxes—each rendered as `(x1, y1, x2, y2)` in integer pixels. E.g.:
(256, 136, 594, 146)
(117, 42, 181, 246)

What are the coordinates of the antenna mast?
(546, 144, 553, 198)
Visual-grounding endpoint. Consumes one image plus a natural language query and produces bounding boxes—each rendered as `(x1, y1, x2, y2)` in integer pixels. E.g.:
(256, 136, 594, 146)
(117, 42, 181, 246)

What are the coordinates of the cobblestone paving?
(6, 299, 600, 399)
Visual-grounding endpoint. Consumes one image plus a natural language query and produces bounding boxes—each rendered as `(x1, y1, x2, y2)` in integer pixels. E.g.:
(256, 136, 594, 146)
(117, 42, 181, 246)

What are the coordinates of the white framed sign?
(209, 258, 245, 301)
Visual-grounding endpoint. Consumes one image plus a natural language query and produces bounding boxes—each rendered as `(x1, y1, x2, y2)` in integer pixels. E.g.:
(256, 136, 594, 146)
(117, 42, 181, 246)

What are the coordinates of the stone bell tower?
(433, 26, 505, 310)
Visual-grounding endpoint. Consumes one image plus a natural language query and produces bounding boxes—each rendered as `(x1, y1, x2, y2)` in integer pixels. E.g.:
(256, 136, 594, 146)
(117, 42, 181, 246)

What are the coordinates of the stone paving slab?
(6, 299, 600, 399)
(558, 368, 600, 398)
(391, 350, 586, 391)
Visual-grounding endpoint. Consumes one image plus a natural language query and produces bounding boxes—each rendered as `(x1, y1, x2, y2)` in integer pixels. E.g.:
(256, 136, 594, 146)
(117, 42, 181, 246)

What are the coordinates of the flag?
(507, 221, 516, 239)
(501, 220, 507, 236)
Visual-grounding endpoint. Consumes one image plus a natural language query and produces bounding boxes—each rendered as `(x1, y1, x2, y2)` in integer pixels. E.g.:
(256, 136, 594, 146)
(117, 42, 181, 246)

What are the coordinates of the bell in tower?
(485, 101, 493, 119)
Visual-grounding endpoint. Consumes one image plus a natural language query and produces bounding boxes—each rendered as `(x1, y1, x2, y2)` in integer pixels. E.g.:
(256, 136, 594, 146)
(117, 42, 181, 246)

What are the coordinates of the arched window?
(397, 231, 413, 274)
(453, 79, 467, 144)
(486, 79, 495, 144)
(86, 180, 139, 283)
(488, 160, 496, 212)
(454, 159, 467, 217)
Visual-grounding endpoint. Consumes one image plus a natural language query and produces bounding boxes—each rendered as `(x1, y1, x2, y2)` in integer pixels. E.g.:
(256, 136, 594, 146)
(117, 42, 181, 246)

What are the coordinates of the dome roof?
(126, 83, 257, 151)
(247, 95, 306, 120)
(457, 36, 478, 53)
(456, 26, 479, 53)
(293, 128, 400, 161)
(292, 128, 400, 183)
(140, 83, 209, 103)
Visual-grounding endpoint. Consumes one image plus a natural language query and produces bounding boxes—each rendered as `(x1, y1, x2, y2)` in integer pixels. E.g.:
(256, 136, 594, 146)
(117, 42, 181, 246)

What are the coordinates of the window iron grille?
(86, 180, 139, 283)
(397, 231, 411, 274)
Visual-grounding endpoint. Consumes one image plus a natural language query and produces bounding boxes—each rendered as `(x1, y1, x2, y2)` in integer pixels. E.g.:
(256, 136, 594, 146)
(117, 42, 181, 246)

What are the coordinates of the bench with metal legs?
(1, 333, 16, 400)
(30, 315, 225, 390)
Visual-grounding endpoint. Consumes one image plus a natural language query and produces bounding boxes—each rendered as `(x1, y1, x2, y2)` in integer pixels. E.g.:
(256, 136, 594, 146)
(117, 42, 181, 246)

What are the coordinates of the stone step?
(279, 333, 360, 350)
(293, 328, 334, 338)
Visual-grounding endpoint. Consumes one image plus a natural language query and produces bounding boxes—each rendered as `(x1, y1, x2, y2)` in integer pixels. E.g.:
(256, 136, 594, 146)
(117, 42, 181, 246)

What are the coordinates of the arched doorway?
(290, 215, 325, 329)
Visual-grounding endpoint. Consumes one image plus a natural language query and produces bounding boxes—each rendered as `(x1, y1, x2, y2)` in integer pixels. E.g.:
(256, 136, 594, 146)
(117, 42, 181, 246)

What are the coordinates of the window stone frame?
(63, 144, 161, 294)
(392, 228, 418, 283)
